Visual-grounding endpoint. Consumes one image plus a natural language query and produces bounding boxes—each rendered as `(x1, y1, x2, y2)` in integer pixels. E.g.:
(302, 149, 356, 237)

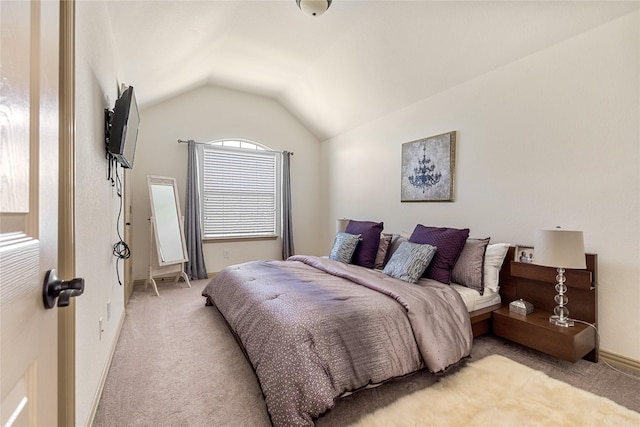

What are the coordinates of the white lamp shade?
(533, 229, 586, 269)
(336, 218, 350, 234)
(297, 0, 331, 16)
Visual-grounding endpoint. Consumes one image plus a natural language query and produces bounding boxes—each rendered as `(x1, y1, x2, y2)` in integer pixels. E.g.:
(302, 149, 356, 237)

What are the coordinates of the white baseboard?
(600, 349, 640, 376)
(85, 309, 126, 427)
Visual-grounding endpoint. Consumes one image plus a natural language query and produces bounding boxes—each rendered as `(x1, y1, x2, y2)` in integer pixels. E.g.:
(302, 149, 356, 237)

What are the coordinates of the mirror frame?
(147, 175, 189, 266)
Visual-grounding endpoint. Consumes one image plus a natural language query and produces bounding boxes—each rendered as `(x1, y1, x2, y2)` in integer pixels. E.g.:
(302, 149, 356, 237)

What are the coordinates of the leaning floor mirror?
(146, 175, 191, 295)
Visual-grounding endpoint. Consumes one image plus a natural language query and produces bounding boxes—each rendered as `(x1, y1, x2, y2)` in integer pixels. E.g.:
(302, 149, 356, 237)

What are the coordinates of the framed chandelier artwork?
(401, 131, 456, 202)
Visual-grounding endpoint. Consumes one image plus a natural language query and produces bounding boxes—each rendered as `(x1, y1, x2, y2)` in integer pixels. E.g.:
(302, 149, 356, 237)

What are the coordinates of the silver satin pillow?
(383, 241, 437, 283)
(329, 232, 361, 263)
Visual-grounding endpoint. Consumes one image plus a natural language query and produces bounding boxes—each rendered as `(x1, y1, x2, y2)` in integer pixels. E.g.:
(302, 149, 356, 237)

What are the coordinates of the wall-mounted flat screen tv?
(107, 85, 139, 169)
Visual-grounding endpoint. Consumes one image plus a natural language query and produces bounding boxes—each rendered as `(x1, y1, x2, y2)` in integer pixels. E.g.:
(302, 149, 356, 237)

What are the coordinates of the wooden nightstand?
(492, 257, 598, 363)
(493, 307, 596, 362)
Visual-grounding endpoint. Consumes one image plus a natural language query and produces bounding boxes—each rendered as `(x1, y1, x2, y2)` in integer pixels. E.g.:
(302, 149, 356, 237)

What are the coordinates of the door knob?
(42, 269, 84, 309)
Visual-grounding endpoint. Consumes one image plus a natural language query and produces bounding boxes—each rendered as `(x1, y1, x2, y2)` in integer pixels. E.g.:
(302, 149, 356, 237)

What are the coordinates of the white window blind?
(202, 145, 277, 239)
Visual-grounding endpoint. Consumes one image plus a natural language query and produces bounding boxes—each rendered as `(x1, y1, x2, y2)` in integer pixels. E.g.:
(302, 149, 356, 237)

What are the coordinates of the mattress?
(450, 283, 501, 312)
(412, 277, 500, 312)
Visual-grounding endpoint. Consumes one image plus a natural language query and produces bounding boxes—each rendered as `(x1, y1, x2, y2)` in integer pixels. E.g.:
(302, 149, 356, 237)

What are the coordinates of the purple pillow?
(409, 224, 470, 284)
(345, 220, 384, 269)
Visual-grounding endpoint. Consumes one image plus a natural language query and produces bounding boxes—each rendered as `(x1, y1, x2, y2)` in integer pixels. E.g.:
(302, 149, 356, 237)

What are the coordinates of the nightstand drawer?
(493, 307, 596, 362)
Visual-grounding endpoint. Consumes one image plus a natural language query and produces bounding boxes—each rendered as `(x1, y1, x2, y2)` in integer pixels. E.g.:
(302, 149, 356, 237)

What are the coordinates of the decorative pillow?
(484, 243, 510, 292)
(345, 220, 384, 269)
(373, 233, 394, 269)
(451, 238, 490, 295)
(329, 232, 361, 264)
(383, 241, 437, 283)
(387, 235, 407, 259)
(409, 224, 470, 284)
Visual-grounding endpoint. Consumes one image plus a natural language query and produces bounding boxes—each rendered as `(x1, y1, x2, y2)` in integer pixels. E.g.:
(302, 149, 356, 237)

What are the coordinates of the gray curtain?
(281, 151, 294, 260)
(185, 140, 208, 279)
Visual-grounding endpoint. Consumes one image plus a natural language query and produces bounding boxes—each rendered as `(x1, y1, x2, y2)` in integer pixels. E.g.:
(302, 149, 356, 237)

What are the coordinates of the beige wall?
(321, 12, 640, 361)
(131, 85, 324, 280)
(75, 1, 125, 425)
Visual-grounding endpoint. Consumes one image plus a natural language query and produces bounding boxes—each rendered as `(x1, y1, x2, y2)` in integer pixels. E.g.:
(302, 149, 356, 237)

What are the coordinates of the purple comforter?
(202, 255, 472, 426)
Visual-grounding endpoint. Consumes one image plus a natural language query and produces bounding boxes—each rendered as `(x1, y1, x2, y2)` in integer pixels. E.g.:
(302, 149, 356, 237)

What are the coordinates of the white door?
(1, 1, 61, 425)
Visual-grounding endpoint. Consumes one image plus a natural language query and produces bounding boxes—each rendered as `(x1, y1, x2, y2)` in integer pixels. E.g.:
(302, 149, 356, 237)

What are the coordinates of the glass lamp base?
(550, 268, 574, 327)
(549, 315, 574, 327)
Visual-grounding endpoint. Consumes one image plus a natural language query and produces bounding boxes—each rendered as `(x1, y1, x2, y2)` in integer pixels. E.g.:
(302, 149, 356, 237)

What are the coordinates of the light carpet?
(349, 354, 640, 427)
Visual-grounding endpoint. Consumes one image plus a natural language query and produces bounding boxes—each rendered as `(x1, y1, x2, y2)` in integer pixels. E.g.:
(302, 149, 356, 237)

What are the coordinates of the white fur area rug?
(349, 355, 640, 427)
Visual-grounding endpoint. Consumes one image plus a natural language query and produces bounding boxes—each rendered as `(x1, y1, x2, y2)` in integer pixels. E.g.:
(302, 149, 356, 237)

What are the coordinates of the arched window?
(199, 139, 280, 239)
(210, 139, 268, 151)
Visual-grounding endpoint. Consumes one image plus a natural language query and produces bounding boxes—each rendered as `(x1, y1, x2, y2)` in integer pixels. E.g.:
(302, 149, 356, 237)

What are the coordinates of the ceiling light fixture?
(296, 0, 332, 17)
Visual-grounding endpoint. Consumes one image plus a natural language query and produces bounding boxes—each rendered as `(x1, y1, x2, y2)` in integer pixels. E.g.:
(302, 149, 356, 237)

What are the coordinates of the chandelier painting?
(401, 131, 456, 202)
(408, 146, 442, 191)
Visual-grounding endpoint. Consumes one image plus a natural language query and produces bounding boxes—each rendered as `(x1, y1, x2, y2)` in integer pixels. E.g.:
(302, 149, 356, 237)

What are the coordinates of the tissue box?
(509, 299, 534, 315)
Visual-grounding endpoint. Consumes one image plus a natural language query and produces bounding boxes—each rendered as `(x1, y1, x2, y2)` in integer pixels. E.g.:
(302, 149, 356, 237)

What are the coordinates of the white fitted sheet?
(414, 277, 501, 312)
(450, 283, 501, 312)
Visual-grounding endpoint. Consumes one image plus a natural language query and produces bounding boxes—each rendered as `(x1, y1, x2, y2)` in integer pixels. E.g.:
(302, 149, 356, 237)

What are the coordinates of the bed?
(202, 224, 512, 426)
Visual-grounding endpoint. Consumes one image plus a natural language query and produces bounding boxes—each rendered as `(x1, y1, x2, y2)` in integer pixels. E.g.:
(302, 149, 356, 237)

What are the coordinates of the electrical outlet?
(99, 317, 104, 340)
(107, 300, 111, 321)
(224, 249, 230, 258)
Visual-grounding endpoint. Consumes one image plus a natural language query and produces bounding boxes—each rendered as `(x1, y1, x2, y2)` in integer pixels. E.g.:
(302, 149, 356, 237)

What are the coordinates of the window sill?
(203, 235, 278, 244)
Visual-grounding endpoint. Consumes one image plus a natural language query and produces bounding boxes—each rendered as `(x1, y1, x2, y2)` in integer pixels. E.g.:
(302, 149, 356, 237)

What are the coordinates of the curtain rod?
(177, 139, 293, 155)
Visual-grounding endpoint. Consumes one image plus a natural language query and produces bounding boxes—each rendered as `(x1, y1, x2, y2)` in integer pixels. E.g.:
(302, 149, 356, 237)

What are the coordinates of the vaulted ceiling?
(105, 1, 639, 141)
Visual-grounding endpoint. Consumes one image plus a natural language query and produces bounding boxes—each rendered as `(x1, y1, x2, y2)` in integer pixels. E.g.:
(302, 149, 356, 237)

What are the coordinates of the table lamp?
(533, 229, 586, 327)
(336, 218, 350, 234)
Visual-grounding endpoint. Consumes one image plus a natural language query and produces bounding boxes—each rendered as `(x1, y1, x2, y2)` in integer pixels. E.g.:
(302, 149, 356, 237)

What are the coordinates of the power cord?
(111, 163, 131, 286)
(570, 318, 640, 381)
(105, 108, 130, 285)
